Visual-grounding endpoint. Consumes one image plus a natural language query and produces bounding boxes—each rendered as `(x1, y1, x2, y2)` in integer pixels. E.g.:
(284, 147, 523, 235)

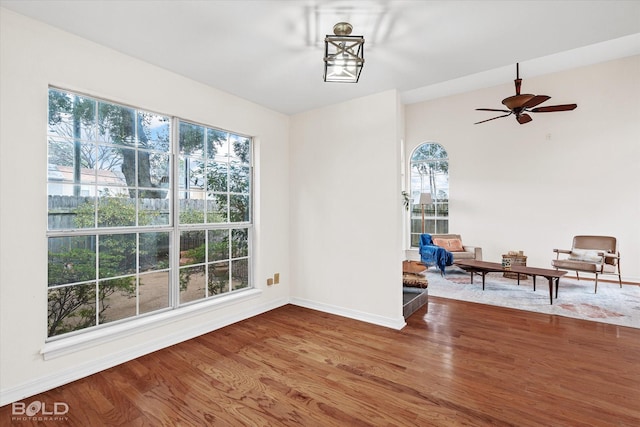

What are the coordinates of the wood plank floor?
(3, 297, 640, 426)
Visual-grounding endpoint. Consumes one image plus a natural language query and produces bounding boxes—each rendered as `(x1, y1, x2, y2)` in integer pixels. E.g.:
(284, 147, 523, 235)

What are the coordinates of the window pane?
(96, 146, 131, 187)
(207, 128, 228, 160)
(138, 112, 170, 151)
(99, 233, 137, 278)
(48, 89, 96, 141)
(180, 265, 205, 304)
(180, 230, 205, 265)
(179, 122, 204, 156)
(423, 220, 437, 234)
(411, 143, 447, 161)
(229, 163, 249, 193)
(229, 134, 250, 164)
(231, 228, 248, 258)
(207, 194, 228, 223)
(99, 277, 137, 323)
(229, 195, 249, 222)
(139, 197, 170, 226)
(179, 158, 204, 189)
(48, 138, 96, 183)
(48, 236, 96, 286)
(209, 262, 229, 296)
(437, 202, 449, 218)
(139, 271, 169, 314)
(48, 283, 97, 337)
(232, 259, 249, 291)
(207, 161, 228, 192)
(48, 188, 95, 230)
(140, 152, 170, 190)
(98, 102, 136, 145)
(208, 229, 229, 262)
(97, 191, 137, 227)
(139, 232, 170, 272)
(410, 218, 423, 234)
(179, 195, 206, 224)
(92, 144, 125, 187)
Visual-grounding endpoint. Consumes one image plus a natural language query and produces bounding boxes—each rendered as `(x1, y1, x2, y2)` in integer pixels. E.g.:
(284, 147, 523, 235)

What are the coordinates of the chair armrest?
(553, 248, 571, 260)
(603, 252, 620, 260)
(463, 246, 482, 261)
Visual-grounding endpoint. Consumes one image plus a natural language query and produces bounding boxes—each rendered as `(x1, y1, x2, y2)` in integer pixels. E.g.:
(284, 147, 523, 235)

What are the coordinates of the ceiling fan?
(475, 63, 577, 125)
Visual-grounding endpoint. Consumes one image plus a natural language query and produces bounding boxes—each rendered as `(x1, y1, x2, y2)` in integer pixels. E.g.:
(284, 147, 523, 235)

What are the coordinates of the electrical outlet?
(274, 273, 280, 284)
(267, 278, 274, 286)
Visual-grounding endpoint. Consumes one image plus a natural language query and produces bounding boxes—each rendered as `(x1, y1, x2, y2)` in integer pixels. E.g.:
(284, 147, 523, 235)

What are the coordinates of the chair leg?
(594, 274, 598, 293)
(618, 265, 622, 288)
(576, 272, 580, 281)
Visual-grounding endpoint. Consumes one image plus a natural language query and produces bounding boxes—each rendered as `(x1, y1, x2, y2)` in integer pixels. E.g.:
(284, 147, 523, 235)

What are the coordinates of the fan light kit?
(475, 63, 577, 125)
(323, 22, 364, 83)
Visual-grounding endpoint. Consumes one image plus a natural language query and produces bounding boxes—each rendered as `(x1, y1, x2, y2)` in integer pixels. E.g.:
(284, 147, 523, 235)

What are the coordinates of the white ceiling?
(2, 0, 639, 115)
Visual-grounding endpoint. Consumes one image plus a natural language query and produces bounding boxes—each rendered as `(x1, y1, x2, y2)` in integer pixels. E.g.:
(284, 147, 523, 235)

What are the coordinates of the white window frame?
(46, 88, 255, 348)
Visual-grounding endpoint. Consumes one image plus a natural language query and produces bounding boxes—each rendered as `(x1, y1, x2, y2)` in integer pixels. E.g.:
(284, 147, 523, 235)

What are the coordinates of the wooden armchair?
(552, 235, 622, 293)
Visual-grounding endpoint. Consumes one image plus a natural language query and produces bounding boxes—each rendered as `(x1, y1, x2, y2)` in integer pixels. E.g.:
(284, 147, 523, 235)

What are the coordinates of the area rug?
(425, 266, 640, 329)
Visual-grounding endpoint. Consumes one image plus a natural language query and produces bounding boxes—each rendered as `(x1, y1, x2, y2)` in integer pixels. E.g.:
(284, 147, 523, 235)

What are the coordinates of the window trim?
(41, 288, 262, 360)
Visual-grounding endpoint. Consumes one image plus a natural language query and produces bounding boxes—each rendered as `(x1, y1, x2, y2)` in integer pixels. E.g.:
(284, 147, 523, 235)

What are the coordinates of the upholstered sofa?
(431, 234, 483, 261)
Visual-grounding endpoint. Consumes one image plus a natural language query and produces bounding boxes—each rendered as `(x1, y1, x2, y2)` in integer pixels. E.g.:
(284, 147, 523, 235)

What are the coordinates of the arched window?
(409, 143, 449, 247)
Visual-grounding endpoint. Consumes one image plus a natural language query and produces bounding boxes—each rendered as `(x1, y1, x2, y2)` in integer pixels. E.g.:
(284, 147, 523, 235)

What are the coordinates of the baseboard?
(290, 297, 407, 330)
(0, 297, 289, 407)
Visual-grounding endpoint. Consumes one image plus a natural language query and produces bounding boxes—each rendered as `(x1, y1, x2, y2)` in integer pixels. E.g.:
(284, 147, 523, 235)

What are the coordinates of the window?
(46, 88, 252, 339)
(409, 143, 449, 246)
(177, 121, 251, 304)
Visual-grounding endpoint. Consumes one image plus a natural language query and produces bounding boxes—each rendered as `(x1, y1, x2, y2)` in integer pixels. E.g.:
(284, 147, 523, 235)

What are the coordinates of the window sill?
(41, 288, 262, 360)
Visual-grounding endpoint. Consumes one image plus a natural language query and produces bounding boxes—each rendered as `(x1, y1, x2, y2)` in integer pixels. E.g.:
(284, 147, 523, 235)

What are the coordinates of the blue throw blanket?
(419, 233, 453, 274)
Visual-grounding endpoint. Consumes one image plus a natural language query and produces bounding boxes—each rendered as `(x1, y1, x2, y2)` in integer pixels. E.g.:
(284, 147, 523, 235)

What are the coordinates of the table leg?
(547, 277, 553, 305)
(482, 272, 487, 290)
(555, 278, 560, 298)
(470, 270, 474, 284)
(533, 275, 537, 291)
(517, 273, 520, 286)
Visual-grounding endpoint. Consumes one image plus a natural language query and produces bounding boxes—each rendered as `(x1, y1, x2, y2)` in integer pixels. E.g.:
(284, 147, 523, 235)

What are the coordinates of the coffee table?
(454, 260, 567, 305)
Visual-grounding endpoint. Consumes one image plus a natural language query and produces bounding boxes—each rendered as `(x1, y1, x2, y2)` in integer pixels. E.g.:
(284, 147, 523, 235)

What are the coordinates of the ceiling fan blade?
(522, 95, 550, 109)
(474, 113, 512, 124)
(531, 104, 577, 113)
(476, 108, 511, 113)
(517, 114, 532, 124)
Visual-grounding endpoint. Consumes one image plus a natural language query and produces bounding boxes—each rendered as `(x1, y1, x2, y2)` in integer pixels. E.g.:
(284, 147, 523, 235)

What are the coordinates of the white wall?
(405, 56, 640, 282)
(0, 9, 291, 404)
(289, 91, 406, 328)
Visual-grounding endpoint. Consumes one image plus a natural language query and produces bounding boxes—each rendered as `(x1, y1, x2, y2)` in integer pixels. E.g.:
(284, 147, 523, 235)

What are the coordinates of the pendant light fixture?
(323, 22, 364, 83)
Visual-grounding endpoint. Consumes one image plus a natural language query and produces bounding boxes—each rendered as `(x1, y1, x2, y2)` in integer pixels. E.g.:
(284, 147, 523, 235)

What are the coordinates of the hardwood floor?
(3, 298, 640, 426)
